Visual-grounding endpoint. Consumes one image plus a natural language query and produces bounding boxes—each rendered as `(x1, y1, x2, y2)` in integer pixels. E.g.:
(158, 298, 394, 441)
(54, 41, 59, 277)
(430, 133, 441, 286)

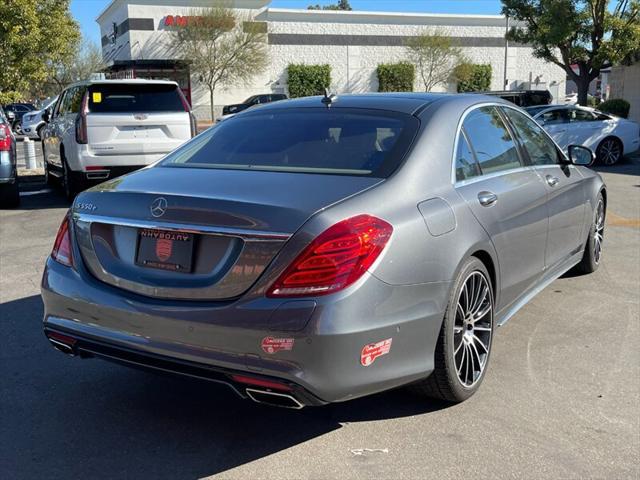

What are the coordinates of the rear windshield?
(159, 108, 419, 177)
(88, 84, 184, 113)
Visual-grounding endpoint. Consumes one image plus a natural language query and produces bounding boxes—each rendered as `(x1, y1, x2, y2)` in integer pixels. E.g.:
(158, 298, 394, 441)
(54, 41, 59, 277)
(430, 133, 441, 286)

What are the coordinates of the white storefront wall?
(98, 0, 565, 120)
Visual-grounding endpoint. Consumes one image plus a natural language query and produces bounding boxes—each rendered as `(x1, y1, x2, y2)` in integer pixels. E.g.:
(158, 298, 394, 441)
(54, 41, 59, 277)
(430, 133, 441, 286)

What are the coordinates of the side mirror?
(42, 108, 51, 123)
(6, 111, 15, 122)
(568, 145, 595, 166)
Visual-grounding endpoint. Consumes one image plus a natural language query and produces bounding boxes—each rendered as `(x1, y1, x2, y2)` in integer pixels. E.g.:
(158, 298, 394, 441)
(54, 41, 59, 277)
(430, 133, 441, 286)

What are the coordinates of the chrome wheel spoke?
(453, 271, 493, 388)
(473, 334, 489, 353)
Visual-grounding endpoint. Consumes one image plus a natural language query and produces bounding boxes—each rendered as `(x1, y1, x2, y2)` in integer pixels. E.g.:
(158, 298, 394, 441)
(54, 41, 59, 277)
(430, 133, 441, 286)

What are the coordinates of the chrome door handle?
(546, 175, 559, 187)
(478, 191, 498, 207)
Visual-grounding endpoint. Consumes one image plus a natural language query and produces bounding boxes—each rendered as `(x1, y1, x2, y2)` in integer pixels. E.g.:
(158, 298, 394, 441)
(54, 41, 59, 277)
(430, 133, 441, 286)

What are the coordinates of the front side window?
(455, 130, 481, 181)
(160, 108, 420, 178)
(463, 106, 522, 175)
(503, 108, 559, 166)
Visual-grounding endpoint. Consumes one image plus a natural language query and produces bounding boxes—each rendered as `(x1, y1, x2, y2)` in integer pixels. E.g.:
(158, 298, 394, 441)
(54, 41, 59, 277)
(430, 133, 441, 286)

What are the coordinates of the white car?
(42, 80, 196, 199)
(526, 105, 640, 165)
(21, 96, 58, 139)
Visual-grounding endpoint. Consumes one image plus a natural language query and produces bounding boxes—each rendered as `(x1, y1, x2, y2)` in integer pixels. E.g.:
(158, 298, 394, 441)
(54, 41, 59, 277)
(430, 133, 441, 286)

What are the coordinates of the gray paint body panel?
(41, 93, 605, 405)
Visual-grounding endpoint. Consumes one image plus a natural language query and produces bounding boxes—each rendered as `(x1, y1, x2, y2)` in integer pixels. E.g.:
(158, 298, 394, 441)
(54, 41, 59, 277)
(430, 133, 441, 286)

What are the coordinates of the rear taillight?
(75, 93, 89, 144)
(177, 89, 197, 137)
(267, 215, 393, 298)
(51, 215, 73, 267)
(0, 124, 11, 151)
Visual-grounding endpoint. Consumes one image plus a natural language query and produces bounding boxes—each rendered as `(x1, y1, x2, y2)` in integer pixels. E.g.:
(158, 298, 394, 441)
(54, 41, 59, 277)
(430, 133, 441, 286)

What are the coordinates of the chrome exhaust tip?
(47, 337, 76, 356)
(86, 172, 109, 180)
(245, 388, 304, 409)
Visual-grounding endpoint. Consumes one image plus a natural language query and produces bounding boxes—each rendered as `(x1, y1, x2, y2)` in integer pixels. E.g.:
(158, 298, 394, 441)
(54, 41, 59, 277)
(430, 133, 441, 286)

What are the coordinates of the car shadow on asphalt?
(591, 154, 640, 177)
(1, 294, 451, 479)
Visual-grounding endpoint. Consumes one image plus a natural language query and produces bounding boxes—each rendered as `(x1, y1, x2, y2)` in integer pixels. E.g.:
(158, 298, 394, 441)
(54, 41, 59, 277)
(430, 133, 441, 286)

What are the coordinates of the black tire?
(43, 145, 55, 186)
(596, 137, 623, 166)
(36, 125, 44, 141)
(61, 152, 80, 201)
(575, 193, 605, 274)
(0, 180, 20, 208)
(411, 257, 494, 403)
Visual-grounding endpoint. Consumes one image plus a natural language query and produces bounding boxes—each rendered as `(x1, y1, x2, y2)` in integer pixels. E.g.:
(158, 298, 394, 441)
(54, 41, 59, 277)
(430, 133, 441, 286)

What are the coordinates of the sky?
(71, 0, 505, 44)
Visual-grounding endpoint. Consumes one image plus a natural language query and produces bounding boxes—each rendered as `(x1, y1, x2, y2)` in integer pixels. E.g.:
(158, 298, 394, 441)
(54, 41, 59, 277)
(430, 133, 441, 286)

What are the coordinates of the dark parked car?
(42, 93, 605, 409)
(3, 103, 36, 134)
(222, 93, 287, 116)
(480, 90, 553, 107)
(0, 106, 19, 207)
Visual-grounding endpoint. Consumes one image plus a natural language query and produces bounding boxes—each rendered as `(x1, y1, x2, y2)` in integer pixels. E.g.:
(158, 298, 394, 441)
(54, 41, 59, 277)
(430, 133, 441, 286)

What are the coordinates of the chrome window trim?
(454, 166, 533, 187)
(451, 102, 527, 186)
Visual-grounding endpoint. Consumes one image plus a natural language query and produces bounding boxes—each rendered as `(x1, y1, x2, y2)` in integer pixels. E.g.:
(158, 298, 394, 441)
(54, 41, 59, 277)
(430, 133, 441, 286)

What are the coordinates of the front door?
(502, 107, 586, 269)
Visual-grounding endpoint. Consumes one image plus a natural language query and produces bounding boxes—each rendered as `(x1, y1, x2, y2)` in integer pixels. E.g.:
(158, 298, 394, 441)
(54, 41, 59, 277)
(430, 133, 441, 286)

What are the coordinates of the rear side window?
(455, 131, 481, 181)
(160, 108, 420, 177)
(539, 109, 567, 125)
(463, 106, 522, 175)
(87, 84, 184, 113)
(569, 109, 596, 122)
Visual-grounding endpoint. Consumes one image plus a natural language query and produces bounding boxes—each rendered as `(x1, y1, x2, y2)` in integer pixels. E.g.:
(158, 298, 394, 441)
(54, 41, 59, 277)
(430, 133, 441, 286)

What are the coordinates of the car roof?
(64, 79, 179, 89)
(253, 92, 512, 116)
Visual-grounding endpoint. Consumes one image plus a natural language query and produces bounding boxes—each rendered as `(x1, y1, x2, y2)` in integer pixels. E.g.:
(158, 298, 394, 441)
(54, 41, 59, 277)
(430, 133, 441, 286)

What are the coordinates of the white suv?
(42, 80, 195, 198)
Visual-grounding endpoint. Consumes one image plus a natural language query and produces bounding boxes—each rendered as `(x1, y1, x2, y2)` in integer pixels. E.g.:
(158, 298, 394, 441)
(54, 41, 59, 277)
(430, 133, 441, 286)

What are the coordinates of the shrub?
(597, 98, 630, 118)
(287, 64, 331, 98)
(455, 64, 492, 93)
(377, 62, 415, 92)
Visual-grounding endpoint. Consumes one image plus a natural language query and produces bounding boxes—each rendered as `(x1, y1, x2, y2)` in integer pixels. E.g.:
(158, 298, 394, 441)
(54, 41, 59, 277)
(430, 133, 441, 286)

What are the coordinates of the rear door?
(454, 106, 549, 312)
(44, 88, 71, 169)
(564, 107, 603, 147)
(85, 83, 191, 161)
(502, 107, 586, 269)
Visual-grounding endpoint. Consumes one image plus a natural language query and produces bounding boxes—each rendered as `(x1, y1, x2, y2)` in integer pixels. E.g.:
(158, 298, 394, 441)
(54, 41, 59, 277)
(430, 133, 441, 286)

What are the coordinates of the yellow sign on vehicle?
(92, 92, 102, 103)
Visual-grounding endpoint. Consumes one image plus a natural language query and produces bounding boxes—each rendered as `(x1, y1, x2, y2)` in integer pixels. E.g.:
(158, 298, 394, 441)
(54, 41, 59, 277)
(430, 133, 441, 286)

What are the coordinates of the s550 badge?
(76, 202, 97, 211)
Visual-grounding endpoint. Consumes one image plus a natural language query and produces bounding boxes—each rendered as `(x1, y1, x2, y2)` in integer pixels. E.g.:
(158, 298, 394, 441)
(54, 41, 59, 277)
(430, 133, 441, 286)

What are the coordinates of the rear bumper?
(41, 257, 450, 405)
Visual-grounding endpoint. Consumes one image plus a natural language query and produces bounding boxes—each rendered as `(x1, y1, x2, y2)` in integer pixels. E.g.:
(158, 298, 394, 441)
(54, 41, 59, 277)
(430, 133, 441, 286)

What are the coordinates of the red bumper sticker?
(261, 337, 294, 354)
(361, 338, 393, 366)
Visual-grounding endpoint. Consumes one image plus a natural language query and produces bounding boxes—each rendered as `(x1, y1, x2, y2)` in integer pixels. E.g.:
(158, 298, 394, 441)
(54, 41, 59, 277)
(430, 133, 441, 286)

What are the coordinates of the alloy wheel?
(599, 139, 621, 165)
(593, 199, 605, 264)
(453, 271, 493, 388)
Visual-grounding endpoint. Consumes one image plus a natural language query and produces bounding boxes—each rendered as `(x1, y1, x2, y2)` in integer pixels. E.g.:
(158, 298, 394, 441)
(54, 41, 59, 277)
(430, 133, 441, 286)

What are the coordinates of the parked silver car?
(41, 94, 606, 408)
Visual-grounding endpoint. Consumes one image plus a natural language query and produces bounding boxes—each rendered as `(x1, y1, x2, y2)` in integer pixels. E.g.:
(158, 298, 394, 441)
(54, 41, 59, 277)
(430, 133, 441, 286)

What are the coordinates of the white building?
(97, 0, 565, 120)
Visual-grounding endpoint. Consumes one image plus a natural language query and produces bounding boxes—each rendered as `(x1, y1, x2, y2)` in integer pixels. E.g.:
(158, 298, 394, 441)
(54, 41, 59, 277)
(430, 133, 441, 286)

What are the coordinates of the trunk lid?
(85, 82, 192, 158)
(73, 167, 382, 300)
(86, 112, 191, 157)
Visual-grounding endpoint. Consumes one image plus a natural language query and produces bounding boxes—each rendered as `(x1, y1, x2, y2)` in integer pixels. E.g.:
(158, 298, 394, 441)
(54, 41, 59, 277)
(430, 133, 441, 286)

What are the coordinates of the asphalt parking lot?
(1, 156, 638, 479)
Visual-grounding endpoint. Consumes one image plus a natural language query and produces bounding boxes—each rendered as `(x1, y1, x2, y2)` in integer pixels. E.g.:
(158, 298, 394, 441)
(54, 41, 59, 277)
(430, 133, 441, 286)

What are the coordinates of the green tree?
(168, 6, 268, 120)
(502, 0, 640, 106)
(0, 0, 79, 103)
(308, 1, 352, 10)
(45, 37, 105, 97)
(455, 63, 493, 92)
(406, 30, 466, 92)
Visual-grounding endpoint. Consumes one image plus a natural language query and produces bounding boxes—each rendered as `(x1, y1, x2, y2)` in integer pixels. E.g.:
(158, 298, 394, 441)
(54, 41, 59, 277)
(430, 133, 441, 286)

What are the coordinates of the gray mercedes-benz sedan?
(41, 93, 606, 408)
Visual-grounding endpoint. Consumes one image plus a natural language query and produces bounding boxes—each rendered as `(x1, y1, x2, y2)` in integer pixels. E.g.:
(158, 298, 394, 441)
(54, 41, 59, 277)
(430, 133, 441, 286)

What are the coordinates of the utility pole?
(503, 15, 509, 89)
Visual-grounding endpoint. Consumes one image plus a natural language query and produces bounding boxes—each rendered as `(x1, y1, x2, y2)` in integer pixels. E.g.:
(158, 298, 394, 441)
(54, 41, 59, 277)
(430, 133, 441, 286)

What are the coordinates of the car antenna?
(321, 88, 336, 107)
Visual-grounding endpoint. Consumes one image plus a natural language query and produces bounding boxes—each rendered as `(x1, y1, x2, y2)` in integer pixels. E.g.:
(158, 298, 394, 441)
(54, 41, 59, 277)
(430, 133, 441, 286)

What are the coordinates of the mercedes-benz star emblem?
(150, 197, 168, 218)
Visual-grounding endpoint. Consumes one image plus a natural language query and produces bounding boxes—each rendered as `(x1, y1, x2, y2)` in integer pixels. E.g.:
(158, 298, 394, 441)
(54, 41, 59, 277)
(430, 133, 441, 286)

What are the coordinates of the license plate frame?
(135, 228, 195, 273)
